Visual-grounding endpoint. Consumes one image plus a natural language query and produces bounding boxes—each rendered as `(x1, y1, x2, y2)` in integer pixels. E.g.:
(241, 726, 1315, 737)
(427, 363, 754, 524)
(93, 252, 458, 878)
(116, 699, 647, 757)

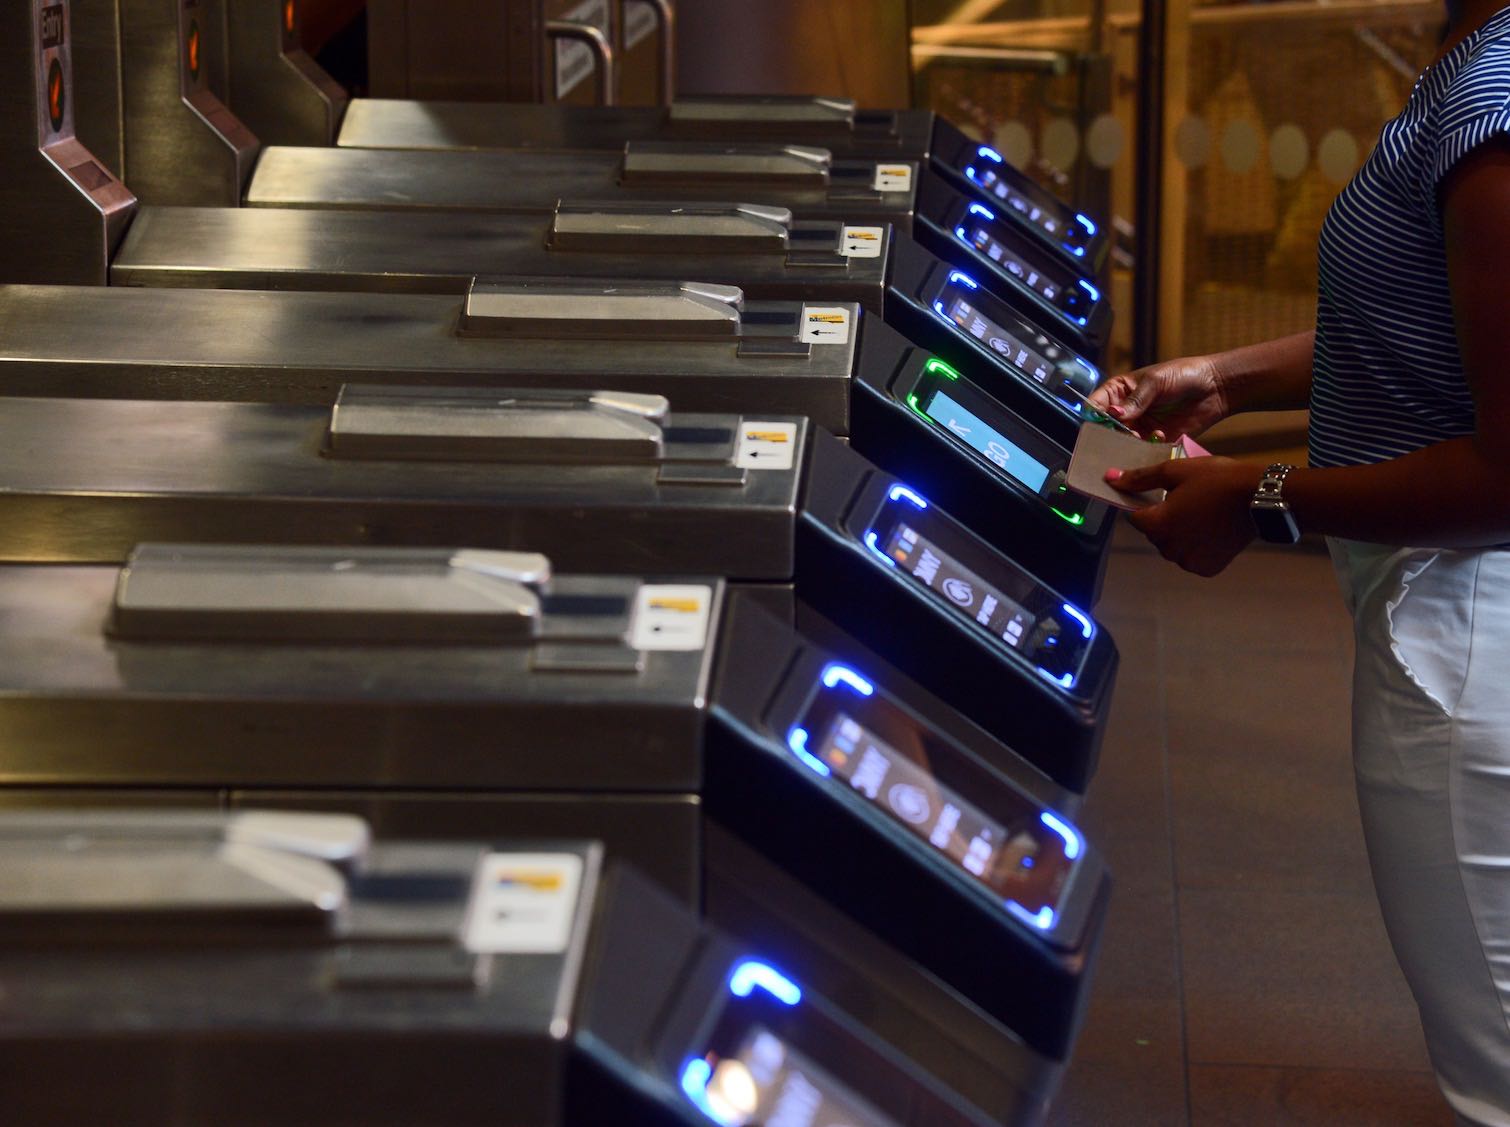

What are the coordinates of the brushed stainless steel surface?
(326, 384, 670, 463)
(222, 0, 347, 147)
(70, 0, 125, 180)
(335, 97, 936, 159)
(110, 0, 259, 205)
(0, 562, 721, 790)
(242, 143, 915, 223)
(109, 205, 890, 312)
(458, 277, 743, 339)
(0, 396, 804, 580)
(0, 0, 135, 284)
(543, 18, 615, 105)
(108, 544, 547, 645)
(0, 284, 857, 431)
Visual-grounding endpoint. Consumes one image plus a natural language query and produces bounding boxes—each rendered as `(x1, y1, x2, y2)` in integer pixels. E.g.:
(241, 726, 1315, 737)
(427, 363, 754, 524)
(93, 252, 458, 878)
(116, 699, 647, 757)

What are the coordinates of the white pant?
(1329, 538, 1510, 1127)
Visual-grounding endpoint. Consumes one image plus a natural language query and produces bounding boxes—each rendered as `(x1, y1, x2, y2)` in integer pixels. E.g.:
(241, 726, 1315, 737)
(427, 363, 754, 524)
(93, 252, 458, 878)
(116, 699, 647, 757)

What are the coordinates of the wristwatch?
(1250, 463, 1301, 544)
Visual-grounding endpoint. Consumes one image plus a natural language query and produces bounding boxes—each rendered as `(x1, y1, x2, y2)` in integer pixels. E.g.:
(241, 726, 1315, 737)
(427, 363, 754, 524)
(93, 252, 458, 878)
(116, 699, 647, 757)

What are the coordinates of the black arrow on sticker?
(808, 328, 842, 336)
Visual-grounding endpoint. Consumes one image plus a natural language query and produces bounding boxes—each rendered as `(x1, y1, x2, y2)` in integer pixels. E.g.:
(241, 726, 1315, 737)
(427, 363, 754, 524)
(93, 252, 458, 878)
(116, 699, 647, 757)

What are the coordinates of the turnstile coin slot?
(457, 276, 745, 341)
(856, 488, 1096, 693)
(325, 384, 668, 465)
(548, 200, 793, 254)
(620, 141, 833, 187)
(107, 544, 548, 645)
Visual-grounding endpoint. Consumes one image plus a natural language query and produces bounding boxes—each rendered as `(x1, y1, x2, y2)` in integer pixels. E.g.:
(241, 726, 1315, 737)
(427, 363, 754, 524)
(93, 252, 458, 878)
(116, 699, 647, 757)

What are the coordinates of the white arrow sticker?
(630, 584, 713, 652)
(800, 306, 852, 344)
(840, 226, 884, 259)
(736, 421, 798, 470)
(872, 164, 913, 193)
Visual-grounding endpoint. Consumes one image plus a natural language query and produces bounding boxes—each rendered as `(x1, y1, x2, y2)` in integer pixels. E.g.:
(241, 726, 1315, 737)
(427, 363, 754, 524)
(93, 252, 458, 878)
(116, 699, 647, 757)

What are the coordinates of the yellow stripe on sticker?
(800, 307, 852, 344)
(840, 226, 885, 259)
(649, 597, 702, 613)
(494, 870, 563, 892)
(631, 584, 714, 651)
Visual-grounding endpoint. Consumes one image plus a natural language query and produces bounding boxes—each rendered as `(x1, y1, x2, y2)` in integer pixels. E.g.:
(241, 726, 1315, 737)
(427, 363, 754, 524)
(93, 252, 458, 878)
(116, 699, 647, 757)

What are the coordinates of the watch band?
(1250, 463, 1301, 544)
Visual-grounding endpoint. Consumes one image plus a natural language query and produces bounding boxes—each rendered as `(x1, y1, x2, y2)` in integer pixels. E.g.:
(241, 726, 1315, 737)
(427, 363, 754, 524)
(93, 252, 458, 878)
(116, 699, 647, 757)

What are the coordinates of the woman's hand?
(1088, 354, 1232, 440)
(1107, 457, 1264, 576)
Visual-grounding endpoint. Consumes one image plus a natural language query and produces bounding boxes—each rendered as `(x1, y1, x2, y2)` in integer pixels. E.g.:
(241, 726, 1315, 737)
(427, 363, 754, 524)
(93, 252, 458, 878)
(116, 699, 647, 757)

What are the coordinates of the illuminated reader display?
(689, 1026, 890, 1127)
(883, 521, 1036, 649)
(923, 386, 1051, 493)
(784, 661, 1082, 933)
(943, 294, 1056, 384)
(932, 273, 1102, 407)
(955, 206, 1102, 329)
(680, 961, 901, 1127)
(865, 487, 1096, 688)
(963, 147, 1099, 260)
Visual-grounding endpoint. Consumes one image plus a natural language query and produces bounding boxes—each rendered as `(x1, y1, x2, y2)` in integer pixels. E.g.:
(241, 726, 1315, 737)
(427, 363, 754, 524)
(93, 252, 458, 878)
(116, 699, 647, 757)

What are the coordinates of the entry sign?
(630, 585, 714, 652)
(800, 307, 852, 345)
(35, 1, 70, 145)
(464, 852, 583, 954)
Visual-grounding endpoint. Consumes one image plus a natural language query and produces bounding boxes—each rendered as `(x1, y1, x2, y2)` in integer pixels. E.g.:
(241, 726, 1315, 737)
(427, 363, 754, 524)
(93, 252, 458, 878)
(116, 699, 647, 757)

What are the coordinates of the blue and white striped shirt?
(1309, 7, 1510, 469)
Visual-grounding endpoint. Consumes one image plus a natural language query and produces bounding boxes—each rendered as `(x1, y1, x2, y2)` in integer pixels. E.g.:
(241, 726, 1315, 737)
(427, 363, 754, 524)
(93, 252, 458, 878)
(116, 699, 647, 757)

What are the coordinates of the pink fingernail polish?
(1105, 468, 1122, 482)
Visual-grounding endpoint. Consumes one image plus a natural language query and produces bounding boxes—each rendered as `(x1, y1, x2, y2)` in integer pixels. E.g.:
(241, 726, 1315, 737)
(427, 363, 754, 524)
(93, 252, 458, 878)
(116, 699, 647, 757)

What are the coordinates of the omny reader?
(0, 810, 1005, 1126)
(851, 320, 1114, 607)
(882, 237, 1106, 449)
(0, 280, 857, 433)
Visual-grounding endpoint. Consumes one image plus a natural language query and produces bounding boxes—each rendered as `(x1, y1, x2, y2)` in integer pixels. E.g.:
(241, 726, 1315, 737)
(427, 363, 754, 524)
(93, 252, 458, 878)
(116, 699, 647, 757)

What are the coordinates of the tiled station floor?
(1047, 525, 1451, 1126)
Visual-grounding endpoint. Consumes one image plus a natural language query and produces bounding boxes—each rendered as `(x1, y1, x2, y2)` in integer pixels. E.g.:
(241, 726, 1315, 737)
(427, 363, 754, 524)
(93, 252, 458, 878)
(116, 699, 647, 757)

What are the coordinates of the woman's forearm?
(1285, 435, 1510, 547)
(1210, 330, 1316, 414)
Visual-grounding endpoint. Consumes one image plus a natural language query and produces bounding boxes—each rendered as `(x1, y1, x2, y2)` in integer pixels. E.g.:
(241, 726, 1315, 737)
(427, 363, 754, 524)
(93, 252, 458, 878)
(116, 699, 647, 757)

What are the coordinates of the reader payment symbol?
(943, 577, 975, 606)
(888, 783, 933, 826)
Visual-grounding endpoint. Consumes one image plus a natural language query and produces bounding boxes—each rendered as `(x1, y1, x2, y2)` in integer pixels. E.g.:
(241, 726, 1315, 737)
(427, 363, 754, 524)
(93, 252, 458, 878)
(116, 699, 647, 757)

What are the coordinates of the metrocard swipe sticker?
(800, 306, 852, 344)
(630, 584, 714, 651)
(736, 421, 797, 470)
(840, 226, 884, 259)
(464, 852, 583, 954)
(872, 164, 913, 192)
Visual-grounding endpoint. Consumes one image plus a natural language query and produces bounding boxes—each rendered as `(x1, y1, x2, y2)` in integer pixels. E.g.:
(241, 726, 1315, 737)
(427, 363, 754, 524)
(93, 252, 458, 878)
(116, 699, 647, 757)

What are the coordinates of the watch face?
(1250, 501, 1300, 544)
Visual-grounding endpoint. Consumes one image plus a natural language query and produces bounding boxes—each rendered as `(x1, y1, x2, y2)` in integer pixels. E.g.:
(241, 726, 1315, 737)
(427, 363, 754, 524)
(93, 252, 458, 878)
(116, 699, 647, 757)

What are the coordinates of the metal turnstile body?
(0, 0, 135, 284)
(221, 0, 348, 146)
(850, 318, 1114, 608)
(0, 547, 727, 902)
(0, 389, 807, 584)
(110, 201, 892, 313)
(0, 280, 858, 432)
(337, 95, 937, 161)
(111, 0, 260, 205)
(244, 142, 918, 226)
(0, 811, 1006, 1125)
(794, 432, 1117, 792)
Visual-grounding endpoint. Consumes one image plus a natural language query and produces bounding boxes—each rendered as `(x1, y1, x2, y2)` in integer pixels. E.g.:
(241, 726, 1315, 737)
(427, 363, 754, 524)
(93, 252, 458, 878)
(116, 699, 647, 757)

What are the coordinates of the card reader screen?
(972, 167, 1065, 239)
(922, 389, 1051, 493)
(943, 295, 1056, 384)
(697, 1026, 890, 1127)
(882, 522, 1036, 649)
(963, 223, 1060, 302)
